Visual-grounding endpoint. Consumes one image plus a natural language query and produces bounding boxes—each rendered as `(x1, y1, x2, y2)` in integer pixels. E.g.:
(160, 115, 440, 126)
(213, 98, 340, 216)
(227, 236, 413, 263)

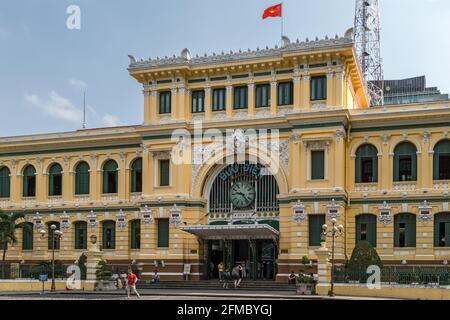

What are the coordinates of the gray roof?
(128, 34, 353, 72)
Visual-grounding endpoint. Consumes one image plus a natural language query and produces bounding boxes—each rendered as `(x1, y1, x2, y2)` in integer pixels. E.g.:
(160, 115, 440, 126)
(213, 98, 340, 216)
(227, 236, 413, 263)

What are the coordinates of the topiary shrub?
(348, 241, 383, 271)
(96, 259, 112, 281)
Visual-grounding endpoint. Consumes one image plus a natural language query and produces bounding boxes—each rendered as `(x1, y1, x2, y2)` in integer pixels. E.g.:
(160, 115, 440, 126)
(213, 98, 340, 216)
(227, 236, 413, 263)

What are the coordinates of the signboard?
(39, 274, 49, 282)
(183, 264, 192, 275)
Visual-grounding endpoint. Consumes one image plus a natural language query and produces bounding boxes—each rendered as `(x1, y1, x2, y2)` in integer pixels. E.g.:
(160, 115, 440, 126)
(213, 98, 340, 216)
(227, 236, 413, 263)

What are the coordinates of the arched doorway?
(185, 162, 280, 281)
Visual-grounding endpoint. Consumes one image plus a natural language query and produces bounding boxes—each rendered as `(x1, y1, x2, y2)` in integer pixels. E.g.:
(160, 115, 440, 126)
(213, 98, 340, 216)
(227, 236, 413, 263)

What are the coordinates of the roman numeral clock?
(230, 181, 256, 209)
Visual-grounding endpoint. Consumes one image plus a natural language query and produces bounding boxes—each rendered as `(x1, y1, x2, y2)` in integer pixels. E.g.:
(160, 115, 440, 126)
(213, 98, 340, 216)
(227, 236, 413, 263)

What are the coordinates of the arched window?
(355, 144, 378, 183)
(434, 213, 450, 247)
(130, 220, 141, 249)
(23, 165, 36, 197)
(75, 162, 90, 195)
(48, 164, 63, 196)
(394, 213, 416, 248)
(394, 142, 417, 182)
(434, 140, 450, 180)
(356, 214, 377, 247)
(102, 220, 116, 250)
(22, 222, 33, 250)
(74, 221, 87, 250)
(130, 158, 142, 193)
(47, 222, 61, 250)
(0, 167, 10, 198)
(102, 160, 118, 194)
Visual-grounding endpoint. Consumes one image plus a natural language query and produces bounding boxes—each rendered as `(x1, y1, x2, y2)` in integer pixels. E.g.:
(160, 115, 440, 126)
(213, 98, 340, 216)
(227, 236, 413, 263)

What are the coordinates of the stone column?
(171, 87, 178, 121)
(270, 81, 277, 115)
(293, 75, 302, 111)
(248, 80, 256, 116)
(326, 71, 335, 108)
(314, 244, 331, 296)
(300, 73, 311, 109)
(226, 84, 233, 118)
(334, 71, 344, 108)
(204, 86, 212, 120)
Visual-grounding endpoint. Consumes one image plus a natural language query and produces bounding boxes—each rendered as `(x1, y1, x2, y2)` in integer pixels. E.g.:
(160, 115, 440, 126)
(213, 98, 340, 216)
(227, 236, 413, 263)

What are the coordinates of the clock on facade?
(230, 181, 256, 209)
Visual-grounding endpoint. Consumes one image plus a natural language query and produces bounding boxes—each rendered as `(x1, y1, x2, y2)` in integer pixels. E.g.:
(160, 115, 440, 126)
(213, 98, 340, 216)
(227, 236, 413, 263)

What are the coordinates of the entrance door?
(257, 240, 276, 280)
(209, 240, 223, 279)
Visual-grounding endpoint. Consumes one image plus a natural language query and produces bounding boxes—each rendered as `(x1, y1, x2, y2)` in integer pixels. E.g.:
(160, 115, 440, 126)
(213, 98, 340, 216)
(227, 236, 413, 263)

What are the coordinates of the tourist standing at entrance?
(126, 269, 141, 299)
(218, 262, 225, 282)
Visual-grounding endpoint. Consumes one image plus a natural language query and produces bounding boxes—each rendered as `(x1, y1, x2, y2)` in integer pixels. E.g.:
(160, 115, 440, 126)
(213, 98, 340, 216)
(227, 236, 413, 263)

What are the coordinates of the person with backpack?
(232, 264, 243, 289)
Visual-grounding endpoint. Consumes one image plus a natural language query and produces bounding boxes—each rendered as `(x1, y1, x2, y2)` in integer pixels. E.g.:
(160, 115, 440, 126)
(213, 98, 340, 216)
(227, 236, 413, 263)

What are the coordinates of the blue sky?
(0, 0, 449, 137)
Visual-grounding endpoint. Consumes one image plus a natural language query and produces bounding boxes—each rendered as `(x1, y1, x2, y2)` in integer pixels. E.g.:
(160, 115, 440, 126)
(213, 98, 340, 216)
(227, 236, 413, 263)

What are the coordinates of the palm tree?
(0, 211, 28, 279)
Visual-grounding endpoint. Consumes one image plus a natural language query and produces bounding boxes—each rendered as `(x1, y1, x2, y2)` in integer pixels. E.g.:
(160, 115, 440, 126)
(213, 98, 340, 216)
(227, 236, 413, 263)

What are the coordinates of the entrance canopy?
(181, 224, 279, 240)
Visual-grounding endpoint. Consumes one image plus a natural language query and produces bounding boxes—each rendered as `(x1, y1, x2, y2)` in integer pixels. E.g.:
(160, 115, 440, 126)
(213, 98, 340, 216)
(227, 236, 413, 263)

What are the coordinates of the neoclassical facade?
(1, 32, 449, 281)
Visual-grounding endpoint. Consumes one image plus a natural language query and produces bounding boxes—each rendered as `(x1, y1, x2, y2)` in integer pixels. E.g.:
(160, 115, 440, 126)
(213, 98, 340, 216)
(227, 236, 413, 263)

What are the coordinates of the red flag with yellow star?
(262, 3, 283, 19)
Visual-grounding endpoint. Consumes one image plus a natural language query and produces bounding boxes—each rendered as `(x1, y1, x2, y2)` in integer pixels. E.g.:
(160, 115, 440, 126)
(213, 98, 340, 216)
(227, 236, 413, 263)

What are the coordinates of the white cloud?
(25, 90, 121, 129)
(68, 78, 87, 89)
(102, 114, 121, 127)
(25, 91, 83, 124)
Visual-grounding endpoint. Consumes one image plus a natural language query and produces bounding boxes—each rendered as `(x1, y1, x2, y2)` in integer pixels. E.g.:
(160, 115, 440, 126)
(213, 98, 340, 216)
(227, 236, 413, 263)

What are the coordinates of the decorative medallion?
(33, 212, 44, 231)
(142, 205, 154, 226)
(418, 200, 433, 225)
(327, 199, 341, 219)
(60, 211, 71, 231)
(292, 201, 307, 224)
(378, 201, 393, 225)
(116, 209, 127, 230)
(87, 210, 98, 228)
(169, 204, 182, 226)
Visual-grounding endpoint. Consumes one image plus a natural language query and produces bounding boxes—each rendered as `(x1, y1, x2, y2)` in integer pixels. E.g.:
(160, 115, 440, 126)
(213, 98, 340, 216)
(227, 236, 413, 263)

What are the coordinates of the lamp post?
(321, 218, 344, 297)
(40, 224, 63, 292)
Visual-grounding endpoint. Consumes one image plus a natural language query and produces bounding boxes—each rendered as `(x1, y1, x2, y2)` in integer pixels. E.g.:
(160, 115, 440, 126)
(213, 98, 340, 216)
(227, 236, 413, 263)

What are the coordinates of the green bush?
(348, 241, 383, 271)
(96, 259, 112, 281)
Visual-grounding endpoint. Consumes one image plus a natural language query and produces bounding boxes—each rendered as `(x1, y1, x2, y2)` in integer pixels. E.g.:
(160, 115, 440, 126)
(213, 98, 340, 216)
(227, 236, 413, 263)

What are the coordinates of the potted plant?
(95, 259, 114, 291)
(296, 256, 317, 295)
(296, 273, 317, 295)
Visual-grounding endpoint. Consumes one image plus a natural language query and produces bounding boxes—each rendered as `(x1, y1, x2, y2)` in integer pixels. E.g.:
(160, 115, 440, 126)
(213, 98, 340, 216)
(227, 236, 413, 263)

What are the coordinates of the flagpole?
(281, 2, 284, 41)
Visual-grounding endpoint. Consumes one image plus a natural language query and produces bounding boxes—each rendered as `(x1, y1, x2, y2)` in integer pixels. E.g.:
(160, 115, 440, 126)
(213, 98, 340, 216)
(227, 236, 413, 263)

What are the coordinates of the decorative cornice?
(128, 36, 353, 71)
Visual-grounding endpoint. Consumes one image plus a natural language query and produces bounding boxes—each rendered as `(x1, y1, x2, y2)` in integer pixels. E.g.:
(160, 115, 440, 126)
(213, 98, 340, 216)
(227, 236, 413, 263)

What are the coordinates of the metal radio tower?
(354, 0, 384, 106)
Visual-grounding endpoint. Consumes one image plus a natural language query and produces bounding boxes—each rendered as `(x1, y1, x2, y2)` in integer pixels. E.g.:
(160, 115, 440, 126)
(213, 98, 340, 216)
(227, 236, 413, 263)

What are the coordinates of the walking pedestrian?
(126, 269, 141, 299)
(218, 262, 225, 282)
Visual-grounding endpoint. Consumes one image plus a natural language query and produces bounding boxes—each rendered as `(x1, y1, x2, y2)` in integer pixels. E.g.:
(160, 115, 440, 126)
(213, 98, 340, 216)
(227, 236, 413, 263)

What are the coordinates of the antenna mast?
(354, 0, 384, 106)
(82, 91, 86, 129)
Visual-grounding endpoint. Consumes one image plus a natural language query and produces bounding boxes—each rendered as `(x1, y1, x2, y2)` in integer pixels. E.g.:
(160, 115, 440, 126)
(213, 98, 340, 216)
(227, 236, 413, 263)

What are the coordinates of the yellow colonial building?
(1, 31, 449, 282)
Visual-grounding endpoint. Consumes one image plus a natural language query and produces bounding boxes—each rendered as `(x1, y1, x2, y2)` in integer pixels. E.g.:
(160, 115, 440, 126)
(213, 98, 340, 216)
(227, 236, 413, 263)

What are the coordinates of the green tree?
(0, 212, 29, 279)
(96, 259, 112, 281)
(348, 240, 383, 271)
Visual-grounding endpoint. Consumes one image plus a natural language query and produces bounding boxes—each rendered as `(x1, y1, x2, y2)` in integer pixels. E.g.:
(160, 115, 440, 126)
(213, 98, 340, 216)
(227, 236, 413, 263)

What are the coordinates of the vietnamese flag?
(262, 3, 283, 19)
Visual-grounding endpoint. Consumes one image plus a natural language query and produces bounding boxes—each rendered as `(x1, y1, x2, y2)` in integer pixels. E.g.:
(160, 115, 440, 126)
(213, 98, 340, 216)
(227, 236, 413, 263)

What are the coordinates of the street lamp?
(40, 224, 63, 292)
(321, 218, 344, 297)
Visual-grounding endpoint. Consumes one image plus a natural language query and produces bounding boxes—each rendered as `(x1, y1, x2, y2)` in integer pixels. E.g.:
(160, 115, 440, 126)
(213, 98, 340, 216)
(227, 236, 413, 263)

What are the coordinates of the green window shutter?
(278, 82, 293, 106)
(434, 213, 450, 247)
(159, 160, 170, 186)
(433, 152, 440, 180)
(131, 220, 141, 249)
(255, 84, 270, 108)
(75, 162, 90, 195)
(102, 221, 116, 249)
(158, 219, 170, 248)
(311, 76, 327, 101)
(308, 215, 325, 246)
(233, 86, 248, 110)
(372, 155, 378, 183)
(103, 160, 118, 194)
(22, 223, 33, 250)
(393, 154, 400, 182)
(356, 215, 377, 247)
(407, 216, 416, 247)
(23, 166, 36, 197)
(192, 90, 205, 113)
(311, 150, 325, 180)
(159, 91, 172, 114)
(48, 164, 62, 196)
(355, 157, 362, 183)
(131, 158, 143, 193)
(0, 167, 10, 198)
(213, 88, 226, 111)
(75, 222, 87, 250)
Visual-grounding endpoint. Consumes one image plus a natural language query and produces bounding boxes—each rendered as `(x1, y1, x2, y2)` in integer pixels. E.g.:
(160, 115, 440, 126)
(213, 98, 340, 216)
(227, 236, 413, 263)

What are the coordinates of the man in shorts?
(126, 269, 141, 299)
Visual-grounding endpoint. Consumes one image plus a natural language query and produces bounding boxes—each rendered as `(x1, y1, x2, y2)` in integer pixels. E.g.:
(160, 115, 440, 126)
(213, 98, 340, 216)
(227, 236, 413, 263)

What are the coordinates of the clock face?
(230, 181, 256, 209)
